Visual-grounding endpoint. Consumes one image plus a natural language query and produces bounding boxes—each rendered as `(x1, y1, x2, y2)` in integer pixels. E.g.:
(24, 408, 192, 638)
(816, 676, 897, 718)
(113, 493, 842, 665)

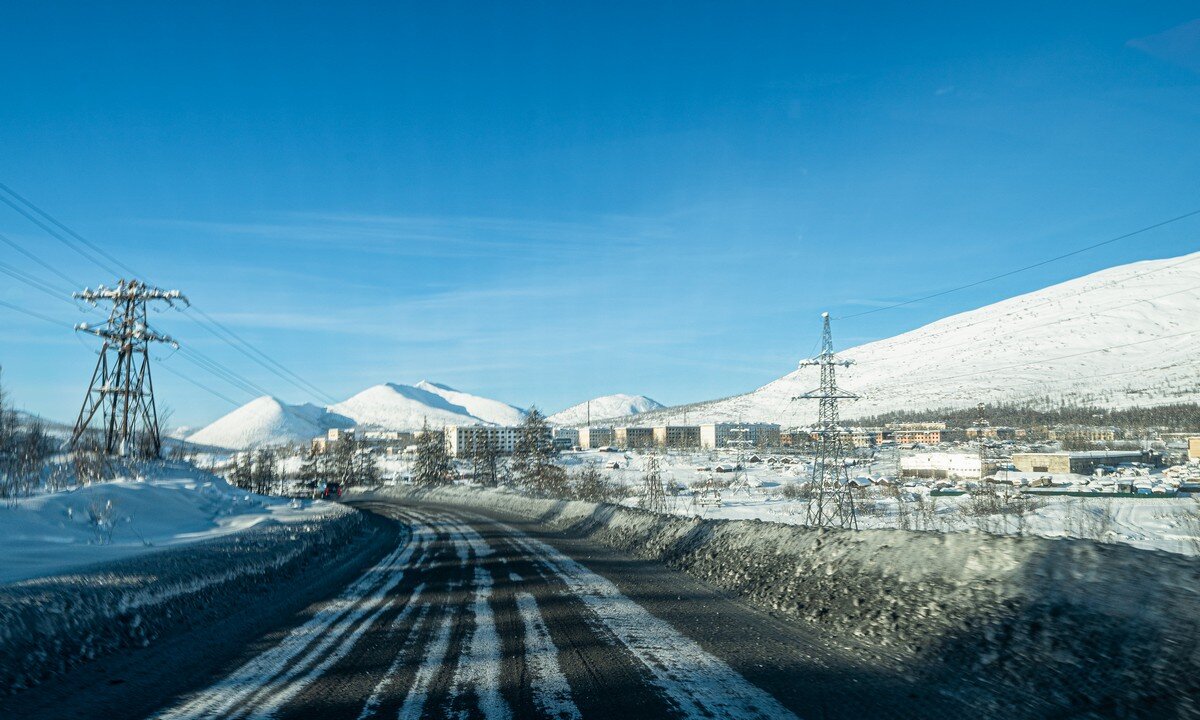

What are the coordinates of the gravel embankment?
(0, 502, 367, 693)
(376, 486, 1200, 718)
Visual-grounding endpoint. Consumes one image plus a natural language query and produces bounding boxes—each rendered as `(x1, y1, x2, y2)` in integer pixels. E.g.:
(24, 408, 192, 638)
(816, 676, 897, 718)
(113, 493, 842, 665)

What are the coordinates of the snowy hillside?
(187, 396, 352, 449)
(188, 381, 524, 449)
(548, 394, 665, 426)
(330, 382, 491, 430)
(629, 251, 1200, 427)
(414, 380, 526, 425)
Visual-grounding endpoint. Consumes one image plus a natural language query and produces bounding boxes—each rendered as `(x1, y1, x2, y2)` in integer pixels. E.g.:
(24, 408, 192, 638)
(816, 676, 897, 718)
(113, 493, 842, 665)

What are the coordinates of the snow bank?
(376, 486, 1200, 717)
(0, 463, 341, 584)
(0, 467, 367, 693)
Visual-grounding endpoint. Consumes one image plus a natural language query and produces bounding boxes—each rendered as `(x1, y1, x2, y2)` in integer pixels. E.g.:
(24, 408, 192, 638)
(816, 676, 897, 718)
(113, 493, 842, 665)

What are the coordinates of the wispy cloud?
(1128, 18, 1200, 74)
(141, 212, 656, 260)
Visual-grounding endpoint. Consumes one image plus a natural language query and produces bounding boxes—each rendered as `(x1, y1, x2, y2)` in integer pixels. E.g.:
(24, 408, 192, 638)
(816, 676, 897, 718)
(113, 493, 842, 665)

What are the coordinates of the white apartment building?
(444, 425, 523, 458)
(699, 423, 782, 449)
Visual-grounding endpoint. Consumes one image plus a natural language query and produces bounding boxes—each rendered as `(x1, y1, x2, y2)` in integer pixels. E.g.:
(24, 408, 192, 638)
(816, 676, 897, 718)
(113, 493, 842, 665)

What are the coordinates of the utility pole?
(71, 279, 187, 458)
(793, 312, 858, 529)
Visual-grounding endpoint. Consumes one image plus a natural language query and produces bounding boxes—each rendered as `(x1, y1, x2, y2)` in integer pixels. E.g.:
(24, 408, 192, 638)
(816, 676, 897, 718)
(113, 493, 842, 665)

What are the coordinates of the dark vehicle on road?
(319, 481, 342, 499)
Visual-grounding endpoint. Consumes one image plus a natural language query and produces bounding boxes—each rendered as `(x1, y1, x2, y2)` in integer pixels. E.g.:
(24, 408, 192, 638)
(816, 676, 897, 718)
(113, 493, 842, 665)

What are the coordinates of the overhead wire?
(0, 181, 338, 406)
(836, 208, 1200, 320)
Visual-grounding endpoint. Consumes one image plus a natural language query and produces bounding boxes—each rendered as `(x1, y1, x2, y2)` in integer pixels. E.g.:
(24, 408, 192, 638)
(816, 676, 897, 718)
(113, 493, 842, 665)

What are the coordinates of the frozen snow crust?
(0, 500, 363, 693)
(378, 485, 1200, 717)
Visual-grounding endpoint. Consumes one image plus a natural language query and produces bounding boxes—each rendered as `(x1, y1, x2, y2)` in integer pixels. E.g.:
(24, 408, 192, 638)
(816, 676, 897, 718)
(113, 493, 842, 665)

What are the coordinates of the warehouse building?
(1011, 450, 1144, 475)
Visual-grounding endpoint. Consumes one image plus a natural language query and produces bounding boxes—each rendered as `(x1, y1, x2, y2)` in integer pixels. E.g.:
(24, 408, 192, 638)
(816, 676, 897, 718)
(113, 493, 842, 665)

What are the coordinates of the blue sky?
(1, 2, 1198, 427)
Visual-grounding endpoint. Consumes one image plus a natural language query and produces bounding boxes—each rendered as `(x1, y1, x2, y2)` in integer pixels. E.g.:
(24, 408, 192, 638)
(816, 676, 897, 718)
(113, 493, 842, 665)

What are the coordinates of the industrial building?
(1011, 450, 1145, 475)
(900, 452, 991, 480)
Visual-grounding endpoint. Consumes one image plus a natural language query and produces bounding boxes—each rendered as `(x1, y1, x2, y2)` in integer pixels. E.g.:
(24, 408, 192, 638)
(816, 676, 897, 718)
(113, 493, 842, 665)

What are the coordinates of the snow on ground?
(541, 449, 1200, 556)
(547, 394, 664, 426)
(0, 461, 343, 584)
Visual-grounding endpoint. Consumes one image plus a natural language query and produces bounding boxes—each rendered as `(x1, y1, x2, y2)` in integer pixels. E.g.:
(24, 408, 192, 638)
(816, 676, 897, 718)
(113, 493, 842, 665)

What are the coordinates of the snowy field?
(0, 461, 342, 584)
(444, 449, 1200, 557)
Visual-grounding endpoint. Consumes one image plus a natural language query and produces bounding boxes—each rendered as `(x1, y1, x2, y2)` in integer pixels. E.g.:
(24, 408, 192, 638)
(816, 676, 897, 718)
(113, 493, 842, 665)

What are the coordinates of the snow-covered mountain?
(187, 396, 353, 449)
(626, 251, 1200, 427)
(189, 381, 524, 449)
(548, 394, 665, 426)
(413, 380, 526, 426)
(330, 382, 499, 431)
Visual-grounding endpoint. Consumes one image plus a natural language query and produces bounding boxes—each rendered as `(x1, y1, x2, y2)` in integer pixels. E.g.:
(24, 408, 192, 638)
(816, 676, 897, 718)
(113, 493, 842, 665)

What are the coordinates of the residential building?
(553, 427, 580, 447)
(444, 425, 529, 458)
(1190, 437, 1200, 461)
(614, 426, 655, 449)
(578, 426, 614, 450)
(699, 423, 782, 449)
(652, 425, 701, 449)
(888, 422, 945, 445)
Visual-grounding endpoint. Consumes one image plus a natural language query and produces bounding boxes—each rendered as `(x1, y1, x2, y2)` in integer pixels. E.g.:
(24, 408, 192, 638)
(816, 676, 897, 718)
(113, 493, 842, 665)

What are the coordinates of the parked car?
(319, 481, 343, 499)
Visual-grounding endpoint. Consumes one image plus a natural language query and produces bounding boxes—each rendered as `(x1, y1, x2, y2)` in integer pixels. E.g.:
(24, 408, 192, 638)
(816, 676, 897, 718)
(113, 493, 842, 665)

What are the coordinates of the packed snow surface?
(187, 396, 351, 450)
(548, 394, 665, 426)
(629, 251, 1200, 426)
(0, 463, 342, 584)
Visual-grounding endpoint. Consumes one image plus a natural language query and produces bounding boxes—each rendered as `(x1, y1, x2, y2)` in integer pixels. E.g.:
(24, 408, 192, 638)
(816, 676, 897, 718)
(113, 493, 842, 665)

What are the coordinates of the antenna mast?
(71, 279, 187, 457)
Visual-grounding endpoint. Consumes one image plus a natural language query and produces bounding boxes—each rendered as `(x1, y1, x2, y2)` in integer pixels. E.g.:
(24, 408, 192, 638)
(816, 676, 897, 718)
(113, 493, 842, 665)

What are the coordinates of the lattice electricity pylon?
(726, 424, 754, 495)
(792, 312, 859, 529)
(71, 279, 187, 457)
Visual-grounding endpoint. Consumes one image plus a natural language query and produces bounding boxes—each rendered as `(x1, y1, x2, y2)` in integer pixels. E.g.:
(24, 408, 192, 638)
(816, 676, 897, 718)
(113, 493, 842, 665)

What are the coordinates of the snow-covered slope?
(188, 381, 524, 449)
(187, 396, 351, 449)
(329, 382, 485, 430)
(629, 251, 1200, 427)
(548, 394, 665, 426)
(414, 380, 526, 426)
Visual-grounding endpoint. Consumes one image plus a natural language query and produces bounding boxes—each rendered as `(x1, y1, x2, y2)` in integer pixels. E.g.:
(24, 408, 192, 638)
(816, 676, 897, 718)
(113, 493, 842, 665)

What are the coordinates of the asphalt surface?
(9, 498, 976, 719)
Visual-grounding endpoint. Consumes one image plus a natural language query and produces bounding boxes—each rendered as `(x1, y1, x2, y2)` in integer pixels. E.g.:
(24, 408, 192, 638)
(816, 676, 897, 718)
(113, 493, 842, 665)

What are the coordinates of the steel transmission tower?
(793, 312, 859, 529)
(71, 279, 187, 457)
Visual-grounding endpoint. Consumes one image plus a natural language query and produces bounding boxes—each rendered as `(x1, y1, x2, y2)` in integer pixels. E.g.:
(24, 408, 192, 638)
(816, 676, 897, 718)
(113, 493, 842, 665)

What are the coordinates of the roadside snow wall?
(0, 503, 363, 693)
(380, 486, 1200, 718)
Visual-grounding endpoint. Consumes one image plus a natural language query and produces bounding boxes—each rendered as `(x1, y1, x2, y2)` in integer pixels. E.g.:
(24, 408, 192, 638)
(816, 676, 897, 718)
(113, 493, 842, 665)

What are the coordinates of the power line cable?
(837, 208, 1200, 320)
(155, 361, 241, 407)
(0, 180, 337, 405)
(0, 182, 143, 279)
(0, 230, 85, 289)
(0, 298, 76, 328)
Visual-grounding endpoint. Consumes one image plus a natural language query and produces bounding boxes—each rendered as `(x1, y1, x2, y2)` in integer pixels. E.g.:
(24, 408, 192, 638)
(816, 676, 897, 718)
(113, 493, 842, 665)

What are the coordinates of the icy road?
(19, 500, 969, 719)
